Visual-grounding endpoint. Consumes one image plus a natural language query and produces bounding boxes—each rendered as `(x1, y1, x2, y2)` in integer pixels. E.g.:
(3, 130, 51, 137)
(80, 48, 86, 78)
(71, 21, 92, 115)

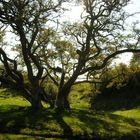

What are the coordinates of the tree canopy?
(0, 0, 140, 110)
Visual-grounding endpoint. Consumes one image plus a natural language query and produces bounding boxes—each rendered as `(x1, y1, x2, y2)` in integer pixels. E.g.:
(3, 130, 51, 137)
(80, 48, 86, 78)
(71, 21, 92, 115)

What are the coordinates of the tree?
(0, 0, 140, 111)
(130, 52, 140, 66)
(0, 0, 63, 110)
(52, 0, 140, 109)
(40, 37, 77, 109)
(130, 26, 140, 66)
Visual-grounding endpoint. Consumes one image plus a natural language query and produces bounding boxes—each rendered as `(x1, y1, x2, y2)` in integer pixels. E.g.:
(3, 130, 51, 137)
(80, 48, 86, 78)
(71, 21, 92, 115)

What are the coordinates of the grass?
(0, 105, 140, 139)
(113, 108, 140, 119)
(70, 82, 92, 109)
(0, 86, 140, 139)
(0, 134, 45, 140)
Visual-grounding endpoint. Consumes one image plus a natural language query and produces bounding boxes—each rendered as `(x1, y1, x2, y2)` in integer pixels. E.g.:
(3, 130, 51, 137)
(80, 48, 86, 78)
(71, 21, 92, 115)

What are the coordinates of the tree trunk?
(55, 90, 70, 110)
(55, 79, 75, 110)
(30, 84, 43, 110)
(55, 67, 80, 110)
(21, 85, 43, 110)
(30, 95, 43, 110)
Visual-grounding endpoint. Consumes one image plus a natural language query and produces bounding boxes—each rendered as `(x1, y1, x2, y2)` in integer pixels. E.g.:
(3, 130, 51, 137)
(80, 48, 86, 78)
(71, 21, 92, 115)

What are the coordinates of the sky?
(63, 0, 140, 22)
(114, 0, 140, 64)
(4, 0, 140, 64)
(62, 0, 140, 64)
(125, 0, 140, 14)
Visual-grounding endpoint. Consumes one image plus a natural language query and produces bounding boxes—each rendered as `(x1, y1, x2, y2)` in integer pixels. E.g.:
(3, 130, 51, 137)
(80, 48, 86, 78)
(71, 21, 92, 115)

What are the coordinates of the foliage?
(0, 0, 140, 110)
(0, 29, 4, 43)
(42, 81, 58, 108)
(130, 52, 140, 66)
(0, 0, 63, 109)
(93, 63, 140, 95)
(90, 63, 140, 111)
(48, 0, 140, 109)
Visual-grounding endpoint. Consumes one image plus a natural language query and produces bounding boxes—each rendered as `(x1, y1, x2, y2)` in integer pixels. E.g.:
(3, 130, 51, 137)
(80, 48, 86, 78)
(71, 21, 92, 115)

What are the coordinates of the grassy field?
(0, 84, 140, 140)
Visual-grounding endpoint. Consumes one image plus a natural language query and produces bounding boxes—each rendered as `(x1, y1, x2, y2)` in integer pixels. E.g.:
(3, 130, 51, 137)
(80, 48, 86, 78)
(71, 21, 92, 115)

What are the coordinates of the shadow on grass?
(0, 133, 45, 140)
(0, 105, 74, 139)
(54, 111, 73, 137)
(62, 109, 140, 139)
(0, 104, 140, 139)
(92, 95, 140, 112)
(0, 105, 29, 134)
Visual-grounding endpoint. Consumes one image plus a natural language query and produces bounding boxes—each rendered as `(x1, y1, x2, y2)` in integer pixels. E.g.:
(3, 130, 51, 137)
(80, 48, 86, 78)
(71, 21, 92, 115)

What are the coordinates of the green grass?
(0, 105, 140, 139)
(70, 82, 92, 109)
(0, 96, 30, 106)
(0, 134, 45, 140)
(0, 86, 140, 139)
(113, 108, 140, 119)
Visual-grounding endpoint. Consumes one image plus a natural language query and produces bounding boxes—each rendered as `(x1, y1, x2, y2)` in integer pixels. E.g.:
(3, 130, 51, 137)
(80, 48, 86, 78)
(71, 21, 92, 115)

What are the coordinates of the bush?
(41, 82, 58, 108)
(90, 63, 140, 110)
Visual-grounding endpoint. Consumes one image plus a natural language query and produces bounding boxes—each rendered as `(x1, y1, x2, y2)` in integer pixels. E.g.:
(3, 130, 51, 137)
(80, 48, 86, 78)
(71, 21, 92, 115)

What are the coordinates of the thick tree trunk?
(30, 83, 43, 110)
(55, 77, 77, 110)
(55, 64, 81, 110)
(55, 90, 70, 110)
(30, 95, 43, 110)
(20, 82, 43, 111)
(21, 85, 43, 110)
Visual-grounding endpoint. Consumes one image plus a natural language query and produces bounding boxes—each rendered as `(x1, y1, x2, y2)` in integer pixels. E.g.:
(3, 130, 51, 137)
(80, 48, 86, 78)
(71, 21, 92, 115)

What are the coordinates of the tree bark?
(30, 80, 43, 110)
(55, 74, 78, 110)
(55, 89, 70, 110)
(30, 94, 43, 110)
(16, 81, 43, 110)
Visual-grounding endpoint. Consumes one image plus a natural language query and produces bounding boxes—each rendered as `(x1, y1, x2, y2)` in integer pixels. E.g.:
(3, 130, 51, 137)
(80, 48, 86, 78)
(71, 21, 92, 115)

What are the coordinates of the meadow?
(0, 83, 140, 140)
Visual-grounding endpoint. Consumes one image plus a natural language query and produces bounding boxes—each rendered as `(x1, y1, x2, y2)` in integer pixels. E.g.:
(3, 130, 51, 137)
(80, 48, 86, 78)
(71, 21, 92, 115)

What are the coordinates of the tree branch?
(80, 49, 140, 74)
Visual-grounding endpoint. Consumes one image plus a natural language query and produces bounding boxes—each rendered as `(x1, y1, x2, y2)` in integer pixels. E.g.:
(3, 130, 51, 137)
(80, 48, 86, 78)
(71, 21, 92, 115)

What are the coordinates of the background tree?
(130, 52, 140, 66)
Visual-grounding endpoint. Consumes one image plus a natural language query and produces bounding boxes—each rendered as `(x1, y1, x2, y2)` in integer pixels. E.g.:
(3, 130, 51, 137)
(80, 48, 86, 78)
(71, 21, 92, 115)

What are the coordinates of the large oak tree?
(45, 0, 140, 109)
(0, 0, 140, 110)
(0, 0, 63, 110)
